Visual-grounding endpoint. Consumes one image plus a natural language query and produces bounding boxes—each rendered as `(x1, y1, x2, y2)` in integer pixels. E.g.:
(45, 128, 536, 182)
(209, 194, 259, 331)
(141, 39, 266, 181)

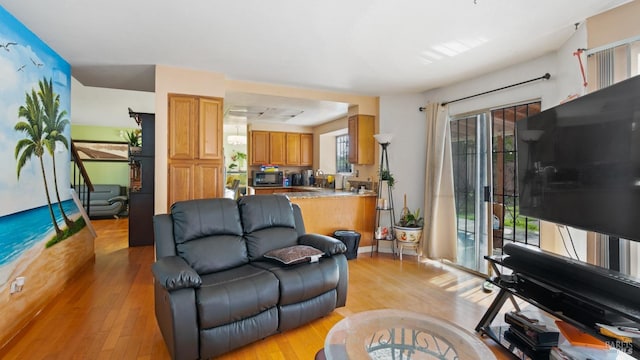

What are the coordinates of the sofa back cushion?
(238, 195, 299, 261)
(171, 198, 248, 274)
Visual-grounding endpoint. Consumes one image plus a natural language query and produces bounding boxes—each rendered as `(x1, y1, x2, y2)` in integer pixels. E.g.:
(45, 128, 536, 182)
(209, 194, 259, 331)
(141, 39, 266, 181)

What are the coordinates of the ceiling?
(0, 0, 631, 126)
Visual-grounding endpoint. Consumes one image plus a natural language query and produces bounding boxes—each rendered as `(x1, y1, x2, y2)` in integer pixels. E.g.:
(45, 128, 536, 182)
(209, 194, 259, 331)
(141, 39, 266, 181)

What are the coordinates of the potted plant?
(229, 150, 247, 171)
(121, 129, 142, 152)
(381, 169, 395, 188)
(394, 196, 424, 244)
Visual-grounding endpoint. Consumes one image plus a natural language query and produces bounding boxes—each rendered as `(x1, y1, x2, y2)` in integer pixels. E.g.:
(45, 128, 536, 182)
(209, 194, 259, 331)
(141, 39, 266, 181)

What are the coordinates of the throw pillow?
(264, 245, 324, 265)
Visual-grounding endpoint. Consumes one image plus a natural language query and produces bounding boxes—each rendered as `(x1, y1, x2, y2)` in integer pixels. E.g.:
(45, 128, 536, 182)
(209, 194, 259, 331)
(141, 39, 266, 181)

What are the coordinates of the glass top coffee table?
(324, 309, 496, 360)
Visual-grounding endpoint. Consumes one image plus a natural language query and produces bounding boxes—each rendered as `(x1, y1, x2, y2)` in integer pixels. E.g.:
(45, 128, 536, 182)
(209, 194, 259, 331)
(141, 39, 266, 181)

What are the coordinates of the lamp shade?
(374, 133, 393, 144)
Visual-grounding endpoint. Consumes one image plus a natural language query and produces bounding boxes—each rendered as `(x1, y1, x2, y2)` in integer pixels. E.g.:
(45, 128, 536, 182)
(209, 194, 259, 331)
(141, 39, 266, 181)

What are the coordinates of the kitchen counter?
(246, 186, 377, 249)
(247, 186, 376, 198)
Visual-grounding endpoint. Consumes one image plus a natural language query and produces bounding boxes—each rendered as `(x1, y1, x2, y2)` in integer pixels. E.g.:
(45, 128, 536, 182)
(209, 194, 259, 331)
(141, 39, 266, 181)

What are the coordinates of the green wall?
(71, 125, 138, 187)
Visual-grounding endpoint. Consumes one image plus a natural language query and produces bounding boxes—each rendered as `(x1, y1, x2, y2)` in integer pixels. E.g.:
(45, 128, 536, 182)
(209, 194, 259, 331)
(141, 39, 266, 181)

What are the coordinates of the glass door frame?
(450, 113, 491, 274)
(450, 101, 542, 275)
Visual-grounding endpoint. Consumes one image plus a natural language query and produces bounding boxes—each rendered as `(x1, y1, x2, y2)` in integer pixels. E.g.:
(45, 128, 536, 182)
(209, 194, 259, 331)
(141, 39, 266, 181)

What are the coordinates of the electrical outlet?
(10, 276, 25, 294)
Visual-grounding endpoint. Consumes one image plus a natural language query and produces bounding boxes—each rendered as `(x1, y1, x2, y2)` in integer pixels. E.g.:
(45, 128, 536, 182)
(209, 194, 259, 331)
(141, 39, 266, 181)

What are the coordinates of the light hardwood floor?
(0, 218, 512, 359)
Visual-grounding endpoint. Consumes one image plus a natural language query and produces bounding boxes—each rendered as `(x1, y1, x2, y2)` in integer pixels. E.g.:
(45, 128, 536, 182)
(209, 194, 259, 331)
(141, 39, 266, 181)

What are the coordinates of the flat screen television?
(517, 75, 640, 241)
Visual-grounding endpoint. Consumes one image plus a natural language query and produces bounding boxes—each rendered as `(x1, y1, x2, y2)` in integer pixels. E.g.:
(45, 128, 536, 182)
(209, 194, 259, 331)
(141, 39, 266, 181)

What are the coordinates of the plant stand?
(394, 226, 422, 261)
(371, 141, 396, 257)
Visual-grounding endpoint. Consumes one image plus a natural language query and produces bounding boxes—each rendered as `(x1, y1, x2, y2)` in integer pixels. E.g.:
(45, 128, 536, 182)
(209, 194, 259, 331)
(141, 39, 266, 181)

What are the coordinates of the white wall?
(379, 27, 588, 236)
(425, 53, 559, 114)
(555, 22, 590, 103)
(71, 77, 155, 127)
(378, 94, 427, 213)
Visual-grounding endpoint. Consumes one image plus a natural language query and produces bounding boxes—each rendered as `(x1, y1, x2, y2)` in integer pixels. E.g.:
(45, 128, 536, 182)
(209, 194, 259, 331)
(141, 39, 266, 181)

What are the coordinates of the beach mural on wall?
(0, 5, 96, 346)
(0, 5, 86, 288)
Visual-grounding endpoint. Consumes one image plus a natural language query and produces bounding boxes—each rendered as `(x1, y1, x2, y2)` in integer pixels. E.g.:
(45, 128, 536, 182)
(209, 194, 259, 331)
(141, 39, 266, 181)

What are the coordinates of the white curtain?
(422, 103, 457, 261)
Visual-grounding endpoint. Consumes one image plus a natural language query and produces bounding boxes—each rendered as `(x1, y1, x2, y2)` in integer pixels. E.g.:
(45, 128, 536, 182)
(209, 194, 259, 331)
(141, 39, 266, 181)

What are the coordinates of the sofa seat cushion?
(89, 199, 110, 207)
(197, 264, 279, 329)
(252, 257, 340, 306)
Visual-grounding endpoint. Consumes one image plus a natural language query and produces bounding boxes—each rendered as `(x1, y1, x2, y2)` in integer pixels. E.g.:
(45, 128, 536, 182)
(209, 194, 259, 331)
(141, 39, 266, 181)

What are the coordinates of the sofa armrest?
(298, 234, 346, 256)
(152, 256, 202, 291)
(108, 195, 128, 204)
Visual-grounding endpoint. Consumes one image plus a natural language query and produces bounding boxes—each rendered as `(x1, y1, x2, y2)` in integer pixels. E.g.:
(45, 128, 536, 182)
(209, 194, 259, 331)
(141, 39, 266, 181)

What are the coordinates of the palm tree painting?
(14, 88, 63, 238)
(38, 77, 74, 229)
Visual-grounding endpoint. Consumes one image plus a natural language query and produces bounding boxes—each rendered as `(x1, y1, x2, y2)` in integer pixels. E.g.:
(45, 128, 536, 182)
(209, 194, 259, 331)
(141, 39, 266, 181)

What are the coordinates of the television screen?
(517, 75, 640, 241)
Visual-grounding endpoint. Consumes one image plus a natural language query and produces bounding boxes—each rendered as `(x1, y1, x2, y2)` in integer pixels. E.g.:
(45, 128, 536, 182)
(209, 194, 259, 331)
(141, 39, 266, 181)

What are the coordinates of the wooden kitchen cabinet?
(198, 98, 223, 160)
(250, 130, 313, 166)
(286, 133, 301, 165)
(270, 132, 286, 165)
(193, 162, 223, 199)
(168, 162, 193, 204)
(168, 95, 197, 159)
(300, 133, 313, 166)
(168, 94, 224, 207)
(251, 187, 289, 195)
(250, 131, 270, 165)
(348, 114, 375, 165)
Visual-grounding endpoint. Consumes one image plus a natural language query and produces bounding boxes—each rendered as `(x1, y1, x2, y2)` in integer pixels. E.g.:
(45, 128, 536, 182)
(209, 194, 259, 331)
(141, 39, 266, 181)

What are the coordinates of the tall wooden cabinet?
(348, 115, 375, 165)
(128, 110, 155, 247)
(168, 94, 223, 207)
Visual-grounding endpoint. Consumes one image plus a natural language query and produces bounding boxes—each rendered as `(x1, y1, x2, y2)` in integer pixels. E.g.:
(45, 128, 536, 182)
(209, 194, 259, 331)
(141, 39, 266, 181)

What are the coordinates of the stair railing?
(70, 140, 94, 216)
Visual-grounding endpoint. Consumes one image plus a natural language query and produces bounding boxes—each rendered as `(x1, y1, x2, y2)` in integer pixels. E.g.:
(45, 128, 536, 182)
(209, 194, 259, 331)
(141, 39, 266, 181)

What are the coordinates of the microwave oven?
(252, 171, 284, 187)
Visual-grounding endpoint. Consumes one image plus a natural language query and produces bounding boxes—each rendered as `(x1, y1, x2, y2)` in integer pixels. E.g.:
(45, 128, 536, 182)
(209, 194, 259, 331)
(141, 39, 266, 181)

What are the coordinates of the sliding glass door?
(450, 102, 541, 274)
(450, 114, 490, 273)
(491, 103, 541, 250)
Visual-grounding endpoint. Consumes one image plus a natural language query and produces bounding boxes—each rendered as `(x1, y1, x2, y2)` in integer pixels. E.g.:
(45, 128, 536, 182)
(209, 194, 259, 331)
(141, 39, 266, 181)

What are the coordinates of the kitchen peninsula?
(247, 186, 377, 248)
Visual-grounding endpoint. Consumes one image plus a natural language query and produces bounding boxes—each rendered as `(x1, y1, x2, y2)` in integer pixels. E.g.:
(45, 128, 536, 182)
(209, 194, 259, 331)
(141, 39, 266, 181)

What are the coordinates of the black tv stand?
(476, 242, 640, 359)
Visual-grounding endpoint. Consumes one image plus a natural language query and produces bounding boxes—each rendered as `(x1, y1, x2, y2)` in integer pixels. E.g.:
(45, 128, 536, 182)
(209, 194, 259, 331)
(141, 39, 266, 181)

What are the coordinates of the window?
(588, 36, 640, 276)
(588, 37, 640, 89)
(336, 134, 351, 173)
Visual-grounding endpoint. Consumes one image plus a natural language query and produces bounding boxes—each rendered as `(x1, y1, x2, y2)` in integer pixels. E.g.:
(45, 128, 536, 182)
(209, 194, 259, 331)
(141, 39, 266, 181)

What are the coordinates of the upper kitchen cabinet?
(270, 132, 286, 165)
(286, 133, 301, 165)
(348, 114, 375, 165)
(250, 131, 270, 165)
(168, 94, 224, 207)
(300, 133, 313, 166)
(250, 130, 313, 166)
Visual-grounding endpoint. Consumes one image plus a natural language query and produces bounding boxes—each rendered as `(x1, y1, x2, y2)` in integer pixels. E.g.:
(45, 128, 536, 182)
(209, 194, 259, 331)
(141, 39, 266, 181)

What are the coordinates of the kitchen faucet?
(315, 169, 324, 187)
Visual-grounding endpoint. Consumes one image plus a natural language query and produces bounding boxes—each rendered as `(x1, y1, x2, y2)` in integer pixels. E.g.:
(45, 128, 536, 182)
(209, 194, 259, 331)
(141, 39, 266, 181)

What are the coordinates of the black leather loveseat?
(152, 195, 348, 359)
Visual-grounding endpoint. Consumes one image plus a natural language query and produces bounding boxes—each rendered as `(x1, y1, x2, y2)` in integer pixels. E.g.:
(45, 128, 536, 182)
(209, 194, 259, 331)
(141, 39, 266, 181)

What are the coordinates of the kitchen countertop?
(250, 186, 377, 199)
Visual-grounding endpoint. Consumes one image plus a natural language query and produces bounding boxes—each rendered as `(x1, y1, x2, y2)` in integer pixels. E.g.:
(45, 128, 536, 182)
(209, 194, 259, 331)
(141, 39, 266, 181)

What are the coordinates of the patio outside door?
(450, 113, 490, 273)
(450, 102, 541, 274)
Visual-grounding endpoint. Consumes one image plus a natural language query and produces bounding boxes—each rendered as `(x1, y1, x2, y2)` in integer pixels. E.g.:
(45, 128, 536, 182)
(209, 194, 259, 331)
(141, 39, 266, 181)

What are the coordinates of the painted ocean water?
(0, 200, 80, 267)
